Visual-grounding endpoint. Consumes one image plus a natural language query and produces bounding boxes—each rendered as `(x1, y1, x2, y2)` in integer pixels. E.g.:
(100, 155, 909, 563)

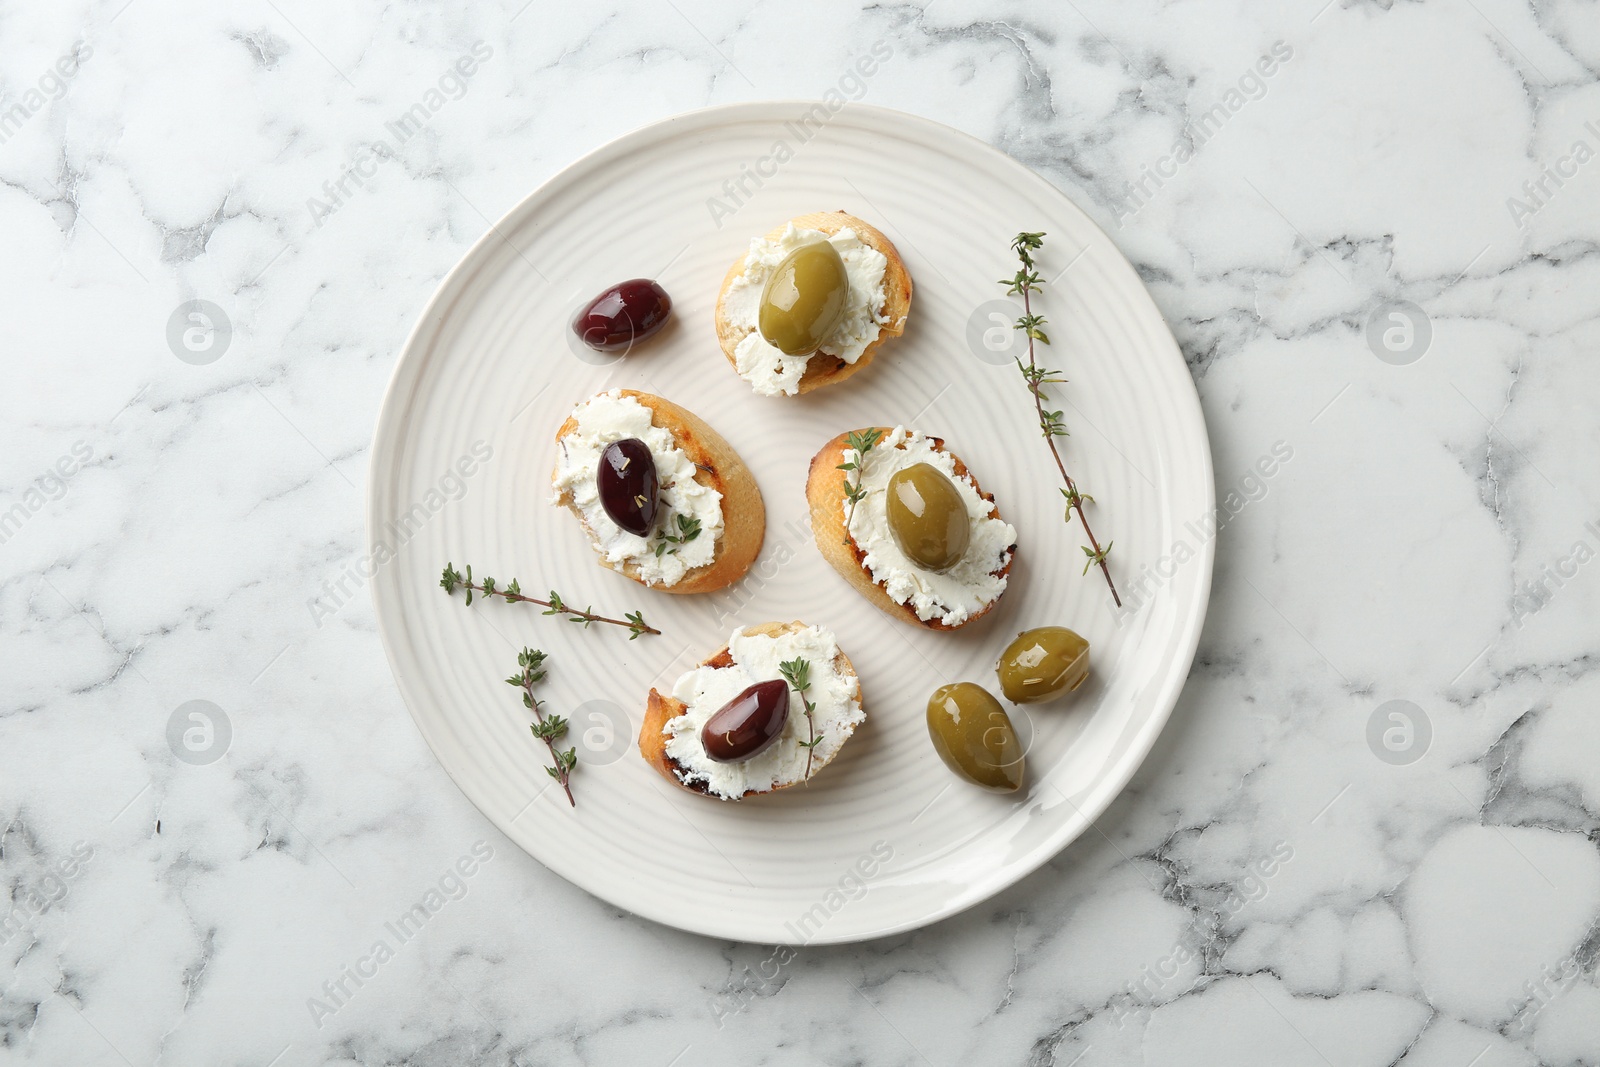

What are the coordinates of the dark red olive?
(571, 279, 672, 352)
(597, 438, 658, 537)
(701, 679, 790, 763)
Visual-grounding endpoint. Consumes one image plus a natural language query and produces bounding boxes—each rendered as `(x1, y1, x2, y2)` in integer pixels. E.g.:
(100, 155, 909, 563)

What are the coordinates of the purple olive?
(701, 679, 791, 763)
(571, 279, 672, 352)
(597, 438, 658, 537)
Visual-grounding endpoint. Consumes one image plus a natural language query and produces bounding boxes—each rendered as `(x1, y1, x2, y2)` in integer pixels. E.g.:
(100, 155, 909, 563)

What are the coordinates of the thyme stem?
(838, 429, 884, 547)
(778, 658, 820, 778)
(441, 563, 658, 638)
(507, 648, 576, 807)
(1004, 233, 1120, 607)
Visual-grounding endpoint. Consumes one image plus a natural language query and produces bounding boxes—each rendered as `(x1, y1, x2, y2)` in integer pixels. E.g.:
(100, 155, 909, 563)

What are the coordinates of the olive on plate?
(758, 240, 848, 356)
(885, 462, 970, 572)
(701, 679, 791, 763)
(597, 438, 658, 537)
(996, 627, 1089, 705)
(926, 682, 1024, 792)
(572, 279, 672, 352)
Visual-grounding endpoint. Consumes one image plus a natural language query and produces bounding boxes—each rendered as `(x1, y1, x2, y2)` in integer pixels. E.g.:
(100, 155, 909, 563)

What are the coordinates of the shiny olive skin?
(885, 463, 970, 572)
(701, 679, 791, 763)
(596, 438, 658, 537)
(572, 279, 672, 352)
(758, 240, 848, 356)
(926, 682, 1024, 793)
(997, 627, 1090, 705)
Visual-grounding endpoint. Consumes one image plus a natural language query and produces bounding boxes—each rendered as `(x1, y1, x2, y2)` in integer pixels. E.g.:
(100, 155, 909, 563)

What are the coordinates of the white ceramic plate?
(369, 102, 1213, 944)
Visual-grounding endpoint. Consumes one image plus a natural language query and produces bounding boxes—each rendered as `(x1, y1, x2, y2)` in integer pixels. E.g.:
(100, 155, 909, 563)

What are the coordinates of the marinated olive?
(758, 240, 848, 356)
(885, 463, 970, 572)
(926, 682, 1024, 792)
(572, 279, 672, 352)
(701, 679, 791, 762)
(997, 627, 1090, 704)
(597, 438, 658, 537)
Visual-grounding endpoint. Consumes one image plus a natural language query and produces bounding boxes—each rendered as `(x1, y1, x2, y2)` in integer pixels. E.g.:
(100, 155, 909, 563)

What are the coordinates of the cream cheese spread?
(664, 625, 863, 800)
(843, 426, 1015, 626)
(722, 224, 890, 397)
(551, 390, 722, 587)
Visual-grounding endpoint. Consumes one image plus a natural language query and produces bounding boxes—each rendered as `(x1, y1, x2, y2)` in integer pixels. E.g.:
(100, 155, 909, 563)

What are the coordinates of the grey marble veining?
(3, 0, 1599, 1064)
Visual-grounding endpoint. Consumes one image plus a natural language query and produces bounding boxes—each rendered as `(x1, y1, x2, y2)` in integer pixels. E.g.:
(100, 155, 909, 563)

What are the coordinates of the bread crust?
(806, 429, 1014, 631)
(552, 390, 764, 594)
(714, 210, 914, 395)
(640, 621, 863, 800)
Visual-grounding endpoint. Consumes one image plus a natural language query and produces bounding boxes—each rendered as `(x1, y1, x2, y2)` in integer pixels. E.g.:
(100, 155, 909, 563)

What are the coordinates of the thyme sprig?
(837, 428, 884, 546)
(505, 648, 576, 807)
(1002, 232, 1120, 606)
(778, 658, 821, 777)
(652, 513, 702, 558)
(440, 562, 658, 639)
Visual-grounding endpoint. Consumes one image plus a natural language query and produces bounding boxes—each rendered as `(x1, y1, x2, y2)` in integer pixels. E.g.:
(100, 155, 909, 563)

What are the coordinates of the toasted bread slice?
(714, 211, 914, 395)
(807, 429, 1014, 631)
(552, 390, 764, 594)
(640, 621, 864, 799)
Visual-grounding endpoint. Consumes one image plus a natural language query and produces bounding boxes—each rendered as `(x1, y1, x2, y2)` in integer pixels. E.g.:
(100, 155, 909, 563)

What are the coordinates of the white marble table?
(4, 1, 1598, 1063)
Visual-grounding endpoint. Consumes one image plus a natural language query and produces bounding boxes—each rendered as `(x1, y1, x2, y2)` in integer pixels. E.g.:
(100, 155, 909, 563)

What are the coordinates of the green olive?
(926, 682, 1024, 793)
(758, 240, 848, 356)
(885, 463, 970, 572)
(997, 627, 1090, 704)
